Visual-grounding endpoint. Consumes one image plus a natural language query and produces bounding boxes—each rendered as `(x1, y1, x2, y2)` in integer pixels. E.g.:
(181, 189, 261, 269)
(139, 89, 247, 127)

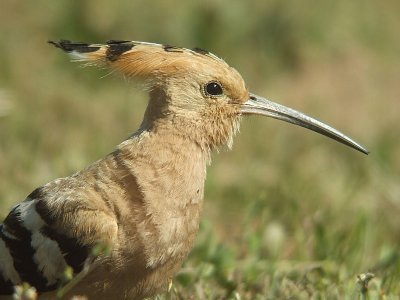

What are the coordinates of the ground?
(1, 1, 399, 299)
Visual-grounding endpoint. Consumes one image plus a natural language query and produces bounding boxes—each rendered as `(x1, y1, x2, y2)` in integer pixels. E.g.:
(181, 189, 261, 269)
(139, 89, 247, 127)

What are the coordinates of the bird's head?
(50, 40, 368, 154)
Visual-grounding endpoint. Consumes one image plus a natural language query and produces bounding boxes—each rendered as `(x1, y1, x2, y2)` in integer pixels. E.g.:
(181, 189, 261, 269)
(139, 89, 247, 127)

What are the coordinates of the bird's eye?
(204, 81, 223, 97)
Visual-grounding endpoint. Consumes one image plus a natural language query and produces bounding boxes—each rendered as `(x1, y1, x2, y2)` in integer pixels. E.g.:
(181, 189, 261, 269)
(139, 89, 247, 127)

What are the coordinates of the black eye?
(205, 81, 223, 96)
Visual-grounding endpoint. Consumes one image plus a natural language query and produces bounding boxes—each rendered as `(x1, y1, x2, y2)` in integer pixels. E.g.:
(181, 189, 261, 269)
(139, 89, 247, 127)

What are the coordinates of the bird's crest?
(49, 40, 228, 81)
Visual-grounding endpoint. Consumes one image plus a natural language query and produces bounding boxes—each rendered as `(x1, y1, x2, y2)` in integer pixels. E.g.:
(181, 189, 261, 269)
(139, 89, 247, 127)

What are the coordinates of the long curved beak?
(241, 94, 369, 155)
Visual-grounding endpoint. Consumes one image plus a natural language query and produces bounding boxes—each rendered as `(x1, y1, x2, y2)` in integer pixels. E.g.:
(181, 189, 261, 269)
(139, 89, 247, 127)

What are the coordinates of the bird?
(0, 39, 368, 300)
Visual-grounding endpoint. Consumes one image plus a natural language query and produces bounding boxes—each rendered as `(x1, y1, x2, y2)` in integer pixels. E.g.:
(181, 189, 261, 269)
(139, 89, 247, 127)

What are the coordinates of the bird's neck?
(112, 125, 209, 267)
(118, 125, 210, 208)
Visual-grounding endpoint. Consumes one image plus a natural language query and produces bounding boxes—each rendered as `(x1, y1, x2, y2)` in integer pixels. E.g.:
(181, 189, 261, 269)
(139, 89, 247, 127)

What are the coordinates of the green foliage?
(1, 0, 399, 298)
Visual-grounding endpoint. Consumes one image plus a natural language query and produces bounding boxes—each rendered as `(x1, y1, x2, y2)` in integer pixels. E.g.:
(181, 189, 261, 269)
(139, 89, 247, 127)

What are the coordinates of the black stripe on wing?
(0, 207, 54, 293)
(0, 224, 16, 294)
(40, 226, 91, 274)
(0, 272, 14, 295)
(36, 200, 91, 273)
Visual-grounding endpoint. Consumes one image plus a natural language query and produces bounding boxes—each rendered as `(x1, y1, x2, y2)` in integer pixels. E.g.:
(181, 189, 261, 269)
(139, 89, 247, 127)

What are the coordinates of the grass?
(1, 0, 400, 299)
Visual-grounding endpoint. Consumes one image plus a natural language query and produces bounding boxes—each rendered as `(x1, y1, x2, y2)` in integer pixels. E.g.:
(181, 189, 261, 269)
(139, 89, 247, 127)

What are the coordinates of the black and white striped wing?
(0, 192, 92, 294)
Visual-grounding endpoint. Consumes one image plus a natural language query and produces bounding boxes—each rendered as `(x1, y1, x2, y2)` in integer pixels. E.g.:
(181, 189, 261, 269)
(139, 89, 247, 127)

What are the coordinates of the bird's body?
(0, 40, 368, 299)
(1, 108, 209, 299)
(42, 130, 207, 299)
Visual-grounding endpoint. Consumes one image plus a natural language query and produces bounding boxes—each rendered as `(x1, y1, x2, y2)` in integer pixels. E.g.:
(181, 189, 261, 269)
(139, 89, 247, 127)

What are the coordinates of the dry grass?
(1, 0, 399, 298)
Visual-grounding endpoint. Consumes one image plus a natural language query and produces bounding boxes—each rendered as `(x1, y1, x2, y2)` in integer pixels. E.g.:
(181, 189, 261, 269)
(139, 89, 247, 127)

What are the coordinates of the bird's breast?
(114, 135, 208, 270)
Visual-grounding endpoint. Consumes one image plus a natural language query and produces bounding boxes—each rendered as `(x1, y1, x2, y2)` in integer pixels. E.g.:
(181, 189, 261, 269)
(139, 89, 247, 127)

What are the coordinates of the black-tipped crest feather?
(48, 40, 100, 53)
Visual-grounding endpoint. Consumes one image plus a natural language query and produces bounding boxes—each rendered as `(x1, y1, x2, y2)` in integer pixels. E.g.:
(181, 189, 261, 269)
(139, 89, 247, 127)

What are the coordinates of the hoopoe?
(0, 40, 368, 300)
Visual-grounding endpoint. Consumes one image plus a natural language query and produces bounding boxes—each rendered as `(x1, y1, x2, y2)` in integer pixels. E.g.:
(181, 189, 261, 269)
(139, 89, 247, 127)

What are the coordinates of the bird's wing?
(0, 184, 118, 295)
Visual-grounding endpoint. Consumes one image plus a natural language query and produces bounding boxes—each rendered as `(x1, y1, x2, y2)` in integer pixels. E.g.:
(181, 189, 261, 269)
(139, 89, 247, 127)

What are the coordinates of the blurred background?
(0, 0, 399, 298)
